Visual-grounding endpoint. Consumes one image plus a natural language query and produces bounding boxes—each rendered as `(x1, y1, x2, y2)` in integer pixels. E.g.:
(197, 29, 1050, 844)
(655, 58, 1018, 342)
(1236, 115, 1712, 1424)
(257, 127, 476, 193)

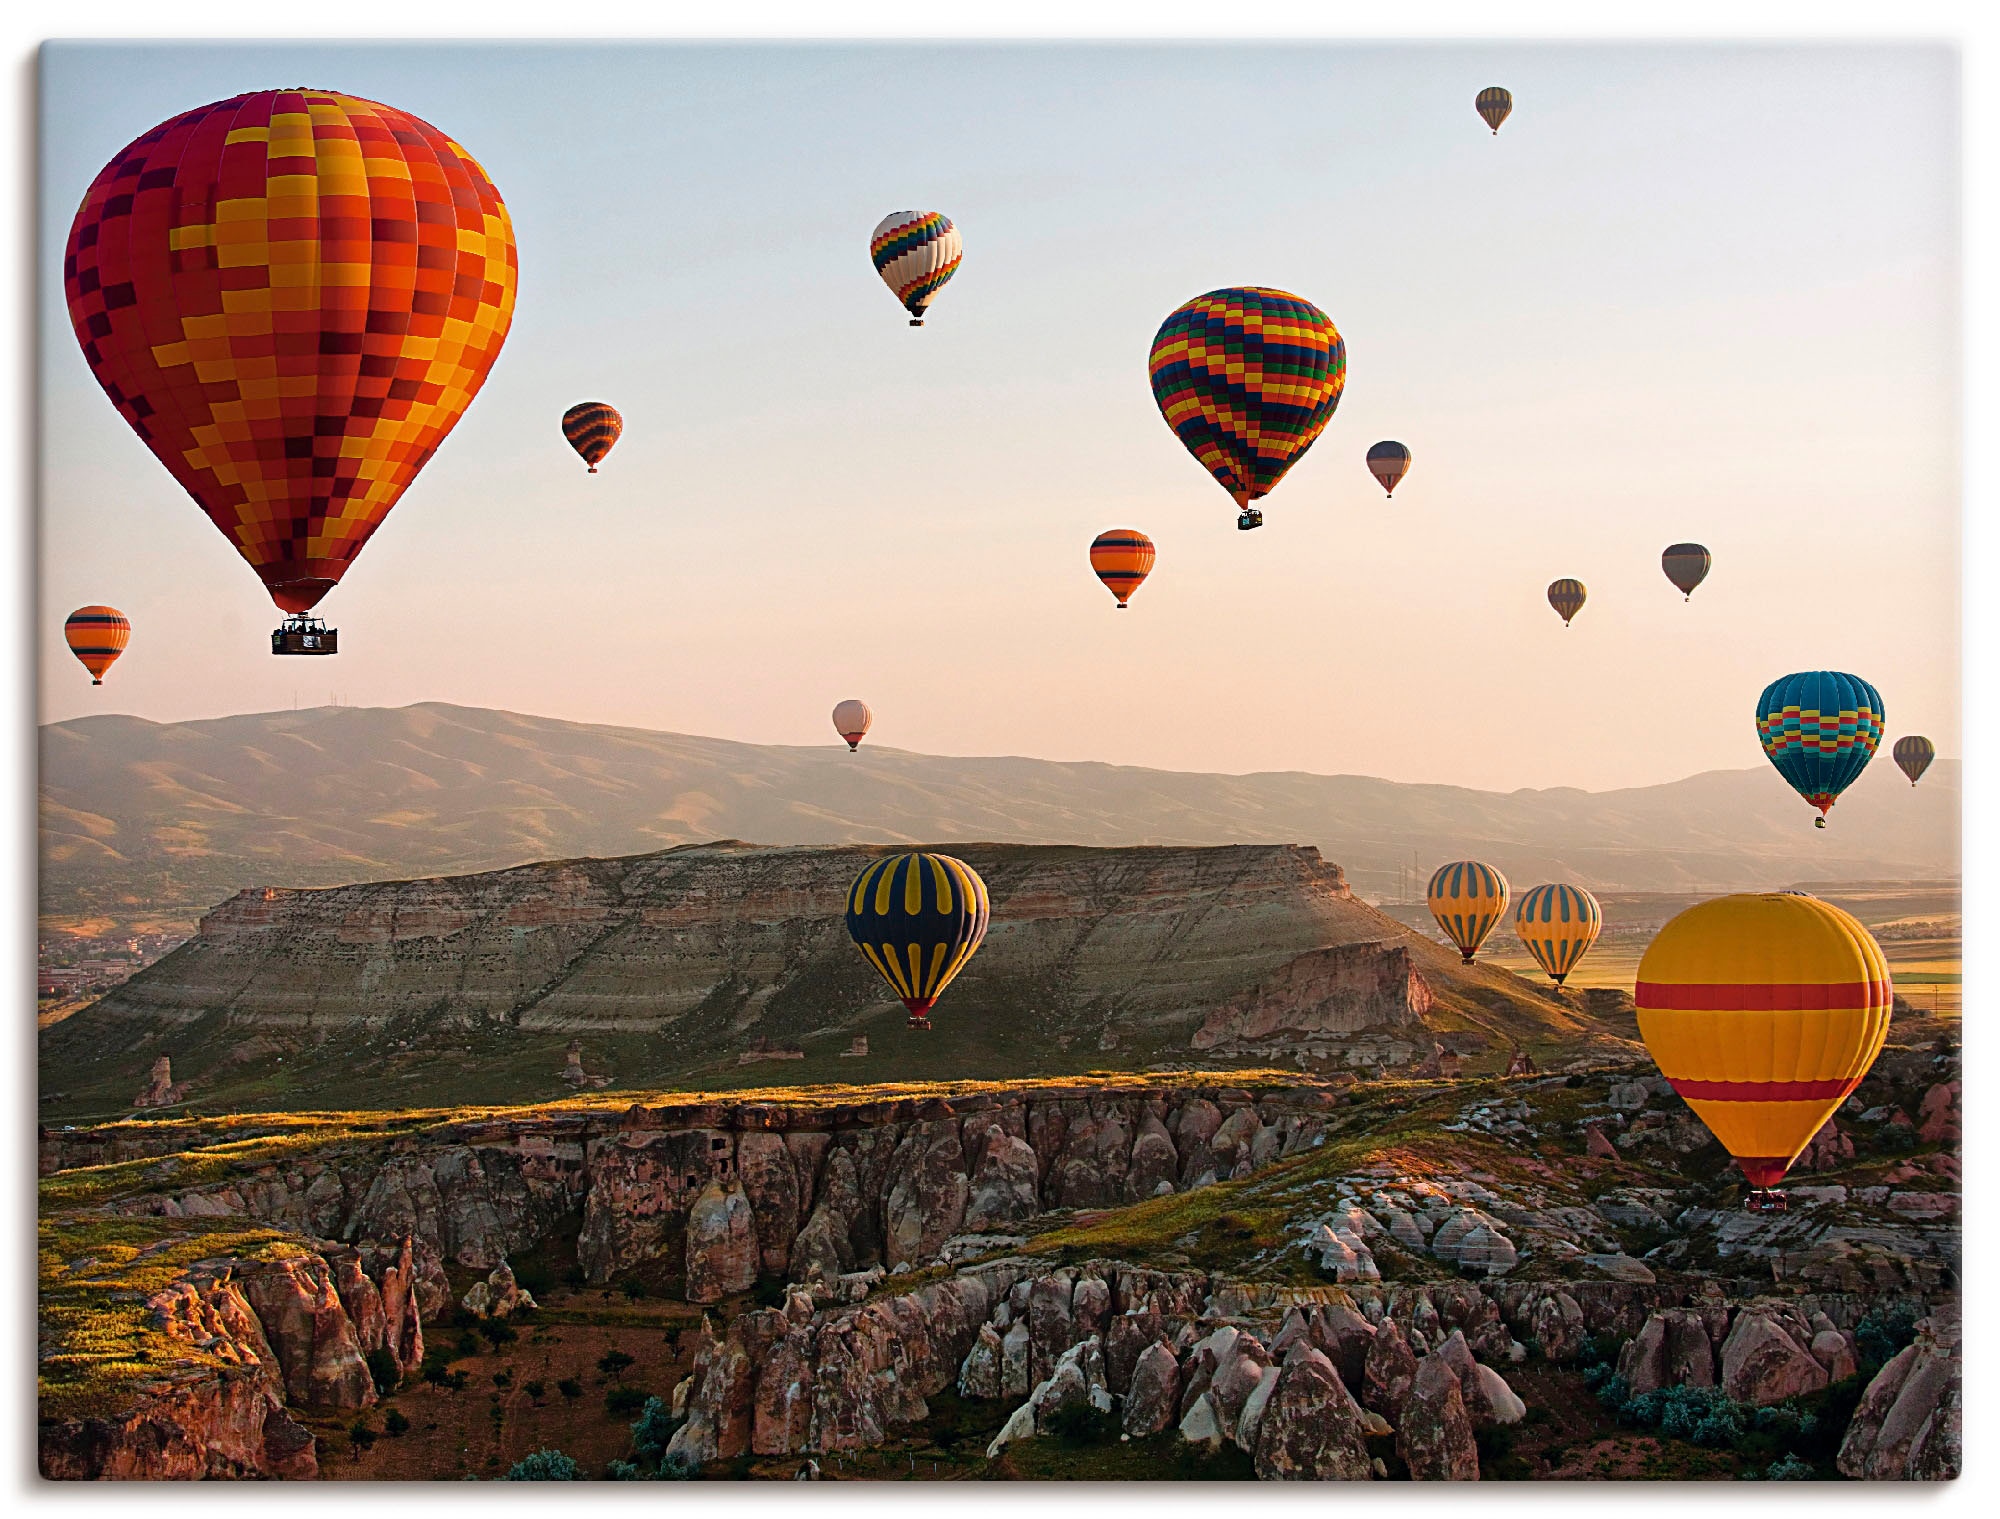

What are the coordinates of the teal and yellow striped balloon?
(1513, 883, 1602, 986)
(1426, 860, 1510, 964)
(844, 852, 991, 1029)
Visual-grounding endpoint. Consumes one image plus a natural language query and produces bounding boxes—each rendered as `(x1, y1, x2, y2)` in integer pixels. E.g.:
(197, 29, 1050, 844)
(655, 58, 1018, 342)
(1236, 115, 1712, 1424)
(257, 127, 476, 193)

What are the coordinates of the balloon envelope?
(1635, 892, 1892, 1189)
(832, 699, 872, 751)
(1477, 86, 1513, 133)
(1148, 287, 1345, 512)
(1427, 860, 1510, 964)
(845, 852, 991, 1026)
(562, 403, 622, 472)
(1366, 441, 1411, 497)
(1893, 735, 1935, 786)
(1089, 529, 1155, 607)
(1547, 578, 1586, 625)
(1756, 671, 1884, 822)
(1514, 884, 1601, 985)
(64, 605, 130, 684)
(870, 211, 960, 322)
(63, 90, 518, 614)
(1661, 543, 1711, 600)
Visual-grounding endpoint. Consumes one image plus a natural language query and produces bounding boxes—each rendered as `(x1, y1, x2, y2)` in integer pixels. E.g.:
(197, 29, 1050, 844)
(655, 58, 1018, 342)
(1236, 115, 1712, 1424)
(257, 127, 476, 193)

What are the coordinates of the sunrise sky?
(37, 40, 1959, 791)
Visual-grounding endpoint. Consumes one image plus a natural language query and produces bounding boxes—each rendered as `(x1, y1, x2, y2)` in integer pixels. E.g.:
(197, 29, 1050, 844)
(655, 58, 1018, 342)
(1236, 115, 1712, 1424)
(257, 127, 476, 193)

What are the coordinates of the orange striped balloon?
(64, 606, 130, 685)
(1089, 529, 1156, 608)
(561, 402, 622, 473)
(1635, 893, 1892, 1191)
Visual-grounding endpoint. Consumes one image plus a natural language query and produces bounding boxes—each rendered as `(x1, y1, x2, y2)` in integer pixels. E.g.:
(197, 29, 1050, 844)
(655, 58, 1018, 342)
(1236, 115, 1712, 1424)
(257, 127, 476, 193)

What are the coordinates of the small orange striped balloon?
(561, 402, 623, 473)
(1089, 529, 1156, 608)
(65, 606, 130, 685)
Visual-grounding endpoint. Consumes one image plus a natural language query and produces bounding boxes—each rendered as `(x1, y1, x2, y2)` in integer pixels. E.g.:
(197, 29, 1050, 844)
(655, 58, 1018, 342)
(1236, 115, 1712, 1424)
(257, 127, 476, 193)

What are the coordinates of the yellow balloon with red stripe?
(1635, 893, 1892, 1190)
(844, 851, 991, 1029)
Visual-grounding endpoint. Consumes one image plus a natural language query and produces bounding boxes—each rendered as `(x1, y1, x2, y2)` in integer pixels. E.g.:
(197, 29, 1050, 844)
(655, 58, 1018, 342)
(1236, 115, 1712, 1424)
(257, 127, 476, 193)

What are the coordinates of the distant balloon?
(1756, 671, 1884, 828)
(1893, 735, 1935, 787)
(1514, 884, 1602, 986)
(845, 852, 991, 1029)
(1661, 543, 1711, 601)
(870, 211, 961, 325)
(1366, 441, 1411, 498)
(64, 606, 130, 686)
(1089, 529, 1156, 608)
(63, 90, 517, 618)
(1547, 578, 1586, 626)
(832, 700, 873, 752)
(1476, 86, 1514, 134)
(1635, 892, 1892, 1200)
(1427, 860, 1511, 965)
(1148, 287, 1346, 525)
(561, 403, 623, 473)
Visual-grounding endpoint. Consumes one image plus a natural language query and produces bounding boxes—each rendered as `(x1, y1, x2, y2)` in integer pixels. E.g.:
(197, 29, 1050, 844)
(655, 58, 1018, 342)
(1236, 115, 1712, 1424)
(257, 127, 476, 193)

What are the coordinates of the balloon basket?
(271, 614, 337, 656)
(1745, 1190, 1788, 1215)
(906, 1015, 932, 1031)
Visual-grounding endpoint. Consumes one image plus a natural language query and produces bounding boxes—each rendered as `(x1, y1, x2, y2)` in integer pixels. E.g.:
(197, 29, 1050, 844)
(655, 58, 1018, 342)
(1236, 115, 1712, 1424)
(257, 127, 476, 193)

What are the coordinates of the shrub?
(365, 1346, 401, 1396)
(618, 1276, 648, 1300)
(660, 1449, 702, 1481)
(524, 1379, 547, 1404)
(476, 1318, 518, 1348)
(598, 1349, 637, 1382)
(503, 1448, 583, 1481)
(556, 1377, 583, 1402)
(604, 1459, 648, 1481)
(1764, 1453, 1817, 1481)
(493, 1370, 513, 1389)
(421, 1361, 451, 1389)
(453, 1331, 482, 1357)
(630, 1395, 677, 1463)
(606, 1384, 650, 1416)
(1041, 1400, 1119, 1447)
(347, 1419, 378, 1452)
(448, 1370, 470, 1392)
(1855, 1305, 1921, 1373)
(384, 1409, 410, 1437)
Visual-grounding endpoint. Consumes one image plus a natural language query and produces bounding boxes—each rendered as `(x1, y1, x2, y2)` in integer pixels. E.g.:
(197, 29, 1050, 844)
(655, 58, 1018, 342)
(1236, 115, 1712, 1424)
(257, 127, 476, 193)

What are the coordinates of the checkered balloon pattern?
(64, 90, 519, 613)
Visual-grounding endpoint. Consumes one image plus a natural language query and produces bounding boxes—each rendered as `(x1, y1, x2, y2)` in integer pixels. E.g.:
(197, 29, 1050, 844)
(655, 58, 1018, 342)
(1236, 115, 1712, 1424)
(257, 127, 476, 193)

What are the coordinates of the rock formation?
(1838, 1307, 1961, 1480)
(131, 1054, 191, 1109)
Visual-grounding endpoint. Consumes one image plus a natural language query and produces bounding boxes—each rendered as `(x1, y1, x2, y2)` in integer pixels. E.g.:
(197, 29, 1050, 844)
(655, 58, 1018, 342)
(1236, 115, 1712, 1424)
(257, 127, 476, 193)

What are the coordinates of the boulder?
(1607, 1081, 1650, 1110)
(1719, 1310, 1830, 1407)
(1585, 1124, 1618, 1159)
(1397, 1352, 1479, 1481)
(958, 1323, 1004, 1401)
(1106, 1306, 1165, 1394)
(1618, 1309, 1716, 1396)
(985, 1400, 1037, 1458)
(1178, 1391, 1227, 1448)
(1309, 1303, 1376, 1392)
(1810, 1329, 1859, 1383)
(1027, 1275, 1076, 1387)
(1253, 1344, 1373, 1480)
(1362, 1314, 1419, 1420)
(751, 1328, 816, 1455)
(735, 1131, 802, 1275)
(1837, 1308, 1961, 1480)
(1123, 1340, 1181, 1438)
(1072, 1276, 1112, 1343)
(1000, 1319, 1032, 1399)
(1917, 1081, 1961, 1146)
(1530, 1291, 1586, 1365)
(1207, 1334, 1273, 1432)
(239, 1253, 376, 1411)
(684, 1180, 760, 1304)
(461, 1259, 537, 1321)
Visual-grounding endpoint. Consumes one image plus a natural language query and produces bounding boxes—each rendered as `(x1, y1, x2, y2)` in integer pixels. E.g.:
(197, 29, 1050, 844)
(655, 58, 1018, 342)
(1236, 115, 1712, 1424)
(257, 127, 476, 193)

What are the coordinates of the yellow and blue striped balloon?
(844, 852, 990, 1028)
(1426, 860, 1510, 964)
(1514, 883, 1602, 986)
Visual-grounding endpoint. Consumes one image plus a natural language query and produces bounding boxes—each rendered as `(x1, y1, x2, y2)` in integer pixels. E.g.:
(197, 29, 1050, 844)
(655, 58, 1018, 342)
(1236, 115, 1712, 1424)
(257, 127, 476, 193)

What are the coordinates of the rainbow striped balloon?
(1426, 860, 1510, 964)
(845, 852, 990, 1028)
(1514, 883, 1602, 986)
(1148, 288, 1345, 513)
(870, 211, 961, 325)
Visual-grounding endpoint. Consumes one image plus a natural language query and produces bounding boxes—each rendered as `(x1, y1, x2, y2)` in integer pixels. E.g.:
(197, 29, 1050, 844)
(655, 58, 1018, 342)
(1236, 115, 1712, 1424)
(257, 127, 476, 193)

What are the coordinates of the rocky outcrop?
(39, 1369, 317, 1481)
(131, 1054, 192, 1109)
(1719, 1307, 1829, 1407)
(1838, 1307, 1961, 1480)
(1123, 1341, 1181, 1437)
(238, 1252, 376, 1411)
(461, 1259, 537, 1320)
(1192, 942, 1431, 1052)
(1252, 1343, 1373, 1480)
(1397, 1352, 1478, 1480)
(685, 1182, 761, 1303)
(1617, 1309, 1716, 1396)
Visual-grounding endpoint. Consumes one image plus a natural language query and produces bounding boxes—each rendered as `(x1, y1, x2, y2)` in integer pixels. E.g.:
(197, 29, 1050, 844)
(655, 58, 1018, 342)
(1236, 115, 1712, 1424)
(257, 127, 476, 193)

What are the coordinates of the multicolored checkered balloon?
(1148, 288, 1346, 513)
(64, 90, 518, 615)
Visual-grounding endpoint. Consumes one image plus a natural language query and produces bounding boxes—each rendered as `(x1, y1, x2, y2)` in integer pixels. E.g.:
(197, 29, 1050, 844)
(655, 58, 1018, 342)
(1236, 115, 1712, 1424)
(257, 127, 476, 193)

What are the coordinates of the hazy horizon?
(39, 42, 1960, 792)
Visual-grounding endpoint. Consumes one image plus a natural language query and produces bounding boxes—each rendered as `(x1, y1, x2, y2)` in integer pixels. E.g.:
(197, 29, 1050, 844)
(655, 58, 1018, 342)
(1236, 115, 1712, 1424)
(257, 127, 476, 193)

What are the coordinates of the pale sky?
(37, 41, 1960, 791)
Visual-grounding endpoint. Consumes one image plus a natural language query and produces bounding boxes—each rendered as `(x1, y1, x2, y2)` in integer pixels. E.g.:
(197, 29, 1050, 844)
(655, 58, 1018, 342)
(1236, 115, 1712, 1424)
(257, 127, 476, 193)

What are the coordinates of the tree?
(524, 1379, 547, 1405)
(557, 1378, 583, 1402)
(365, 1346, 401, 1396)
(503, 1449, 583, 1481)
(384, 1409, 411, 1438)
(347, 1419, 379, 1461)
(597, 1350, 636, 1383)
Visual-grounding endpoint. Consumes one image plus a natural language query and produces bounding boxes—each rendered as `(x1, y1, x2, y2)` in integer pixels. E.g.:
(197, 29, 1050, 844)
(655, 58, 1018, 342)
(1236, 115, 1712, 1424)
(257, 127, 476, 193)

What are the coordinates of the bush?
(1764, 1453, 1817, 1481)
(660, 1449, 702, 1481)
(606, 1384, 650, 1416)
(476, 1318, 518, 1348)
(618, 1276, 649, 1301)
(421, 1361, 451, 1389)
(503, 1448, 583, 1481)
(1855, 1305, 1921, 1373)
(492, 1370, 512, 1389)
(557, 1377, 583, 1402)
(366, 1346, 401, 1396)
(448, 1370, 470, 1393)
(604, 1459, 648, 1481)
(347, 1419, 378, 1452)
(598, 1349, 636, 1383)
(524, 1379, 547, 1404)
(1041, 1400, 1119, 1447)
(453, 1331, 482, 1357)
(384, 1409, 410, 1437)
(630, 1395, 677, 1463)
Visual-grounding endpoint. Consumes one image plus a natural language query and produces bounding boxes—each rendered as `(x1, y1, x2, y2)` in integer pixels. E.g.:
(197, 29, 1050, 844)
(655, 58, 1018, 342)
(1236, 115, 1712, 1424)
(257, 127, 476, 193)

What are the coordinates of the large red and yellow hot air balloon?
(64, 606, 130, 685)
(63, 90, 518, 636)
(845, 852, 991, 1029)
(1635, 893, 1892, 1205)
(1089, 529, 1155, 608)
(1514, 883, 1601, 985)
(1427, 860, 1510, 964)
(1148, 287, 1345, 530)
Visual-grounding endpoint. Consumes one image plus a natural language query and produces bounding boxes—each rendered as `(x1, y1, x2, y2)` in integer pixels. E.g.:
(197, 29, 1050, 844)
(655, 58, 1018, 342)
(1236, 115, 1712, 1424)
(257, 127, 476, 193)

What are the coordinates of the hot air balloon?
(1547, 579, 1586, 626)
(1756, 671, 1884, 828)
(1476, 87, 1513, 134)
(845, 851, 991, 1029)
(561, 403, 622, 473)
(1635, 892, 1892, 1209)
(1366, 441, 1411, 498)
(1894, 735, 1935, 787)
(1089, 529, 1155, 608)
(832, 700, 873, 752)
(64, 606, 130, 686)
(1661, 543, 1711, 601)
(1149, 288, 1346, 531)
(1426, 860, 1510, 964)
(870, 211, 960, 326)
(63, 91, 517, 654)
(1514, 884, 1601, 986)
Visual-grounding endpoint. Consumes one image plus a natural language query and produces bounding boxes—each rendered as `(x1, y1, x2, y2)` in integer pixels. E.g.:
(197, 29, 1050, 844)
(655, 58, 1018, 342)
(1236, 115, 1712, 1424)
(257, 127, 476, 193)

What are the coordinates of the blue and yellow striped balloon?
(1426, 860, 1510, 964)
(844, 852, 991, 1028)
(1756, 671, 1884, 828)
(1513, 883, 1602, 986)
